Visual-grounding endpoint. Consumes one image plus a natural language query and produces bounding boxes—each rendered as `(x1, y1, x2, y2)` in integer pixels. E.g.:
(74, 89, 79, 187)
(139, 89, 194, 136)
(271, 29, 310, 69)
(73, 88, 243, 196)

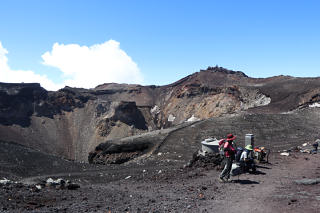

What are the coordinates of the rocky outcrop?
(0, 83, 47, 127)
(0, 83, 94, 127)
(88, 140, 151, 164)
(108, 101, 147, 130)
(203, 66, 248, 77)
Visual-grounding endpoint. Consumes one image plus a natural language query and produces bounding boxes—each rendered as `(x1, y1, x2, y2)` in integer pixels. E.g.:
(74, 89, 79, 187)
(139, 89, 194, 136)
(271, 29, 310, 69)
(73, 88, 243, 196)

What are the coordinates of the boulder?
(294, 178, 320, 185)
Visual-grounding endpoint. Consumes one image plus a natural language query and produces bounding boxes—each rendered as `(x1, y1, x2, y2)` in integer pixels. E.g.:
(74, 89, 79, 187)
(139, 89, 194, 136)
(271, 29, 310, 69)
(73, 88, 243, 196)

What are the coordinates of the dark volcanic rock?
(0, 83, 94, 127)
(187, 152, 224, 169)
(203, 65, 248, 77)
(88, 140, 152, 164)
(0, 83, 47, 127)
(294, 178, 320, 185)
(67, 183, 80, 190)
(38, 86, 94, 117)
(110, 101, 147, 130)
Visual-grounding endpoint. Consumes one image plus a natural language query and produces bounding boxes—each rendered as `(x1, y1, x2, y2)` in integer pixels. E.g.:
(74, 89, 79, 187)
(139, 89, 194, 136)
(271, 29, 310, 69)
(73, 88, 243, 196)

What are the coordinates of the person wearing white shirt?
(240, 145, 256, 172)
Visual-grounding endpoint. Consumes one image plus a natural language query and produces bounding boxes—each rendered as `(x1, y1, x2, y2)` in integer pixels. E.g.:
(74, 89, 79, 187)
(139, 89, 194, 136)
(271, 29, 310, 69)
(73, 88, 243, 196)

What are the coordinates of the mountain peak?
(201, 66, 248, 78)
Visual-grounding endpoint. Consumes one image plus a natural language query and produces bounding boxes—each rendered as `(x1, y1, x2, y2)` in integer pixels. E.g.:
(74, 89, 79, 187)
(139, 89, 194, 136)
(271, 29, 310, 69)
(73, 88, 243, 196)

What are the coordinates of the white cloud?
(42, 40, 143, 88)
(0, 42, 62, 91)
(0, 40, 143, 91)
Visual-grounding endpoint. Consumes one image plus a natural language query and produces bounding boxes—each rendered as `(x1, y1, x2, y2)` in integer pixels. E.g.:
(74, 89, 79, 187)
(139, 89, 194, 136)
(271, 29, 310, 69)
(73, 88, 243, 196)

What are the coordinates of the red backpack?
(218, 139, 226, 151)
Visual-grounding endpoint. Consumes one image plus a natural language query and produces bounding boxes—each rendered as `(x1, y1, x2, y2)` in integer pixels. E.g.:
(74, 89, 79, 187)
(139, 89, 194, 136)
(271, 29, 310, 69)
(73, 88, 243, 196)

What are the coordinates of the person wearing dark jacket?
(311, 139, 319, 154)
(219, 134, 236, 182)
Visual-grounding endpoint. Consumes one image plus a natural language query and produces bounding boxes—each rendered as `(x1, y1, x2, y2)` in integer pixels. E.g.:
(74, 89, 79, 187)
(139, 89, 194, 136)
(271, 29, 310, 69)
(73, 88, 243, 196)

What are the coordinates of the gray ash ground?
(1, 148, 320, 212)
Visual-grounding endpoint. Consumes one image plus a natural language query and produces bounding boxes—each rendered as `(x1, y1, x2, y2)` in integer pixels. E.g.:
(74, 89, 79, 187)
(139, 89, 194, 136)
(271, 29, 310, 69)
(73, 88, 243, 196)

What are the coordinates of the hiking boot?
(218, 177, 225, 183)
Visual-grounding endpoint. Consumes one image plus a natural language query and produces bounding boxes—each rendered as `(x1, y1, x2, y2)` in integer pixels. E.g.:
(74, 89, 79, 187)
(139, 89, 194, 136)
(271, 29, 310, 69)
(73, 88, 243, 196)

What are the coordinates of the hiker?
(311, 139, 319, 154)
(240, 144, 256, 172)
(219, 134, 236, 182)
(235, 146, 244, 163)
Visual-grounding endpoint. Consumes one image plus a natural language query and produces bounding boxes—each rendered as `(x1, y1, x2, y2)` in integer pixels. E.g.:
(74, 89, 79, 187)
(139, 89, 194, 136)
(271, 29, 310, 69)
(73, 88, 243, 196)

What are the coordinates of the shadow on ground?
(232, 179, 260, 184)
(256, 165, 272, 169)
(251, 170, 266, 175)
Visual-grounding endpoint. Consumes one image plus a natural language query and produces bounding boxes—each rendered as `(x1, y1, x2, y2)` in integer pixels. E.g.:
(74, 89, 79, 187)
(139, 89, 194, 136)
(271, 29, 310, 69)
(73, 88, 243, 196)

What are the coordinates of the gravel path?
(1, 152, 320, 212)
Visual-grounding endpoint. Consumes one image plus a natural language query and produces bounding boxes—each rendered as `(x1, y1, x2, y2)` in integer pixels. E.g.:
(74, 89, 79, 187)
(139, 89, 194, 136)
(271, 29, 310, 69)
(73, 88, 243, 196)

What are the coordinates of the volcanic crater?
(1, 66, 320, 212)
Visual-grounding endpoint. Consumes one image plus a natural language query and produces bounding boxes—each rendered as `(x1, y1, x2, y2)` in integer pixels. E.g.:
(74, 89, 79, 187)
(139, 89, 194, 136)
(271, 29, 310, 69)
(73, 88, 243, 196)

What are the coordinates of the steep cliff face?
(1, 67, 320, 162)
(0, 83, 47, 127)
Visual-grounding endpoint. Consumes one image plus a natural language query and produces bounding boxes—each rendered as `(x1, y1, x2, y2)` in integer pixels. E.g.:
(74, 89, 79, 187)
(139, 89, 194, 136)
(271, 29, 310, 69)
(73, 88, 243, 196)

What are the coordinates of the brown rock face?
(1, 66, 320, 162)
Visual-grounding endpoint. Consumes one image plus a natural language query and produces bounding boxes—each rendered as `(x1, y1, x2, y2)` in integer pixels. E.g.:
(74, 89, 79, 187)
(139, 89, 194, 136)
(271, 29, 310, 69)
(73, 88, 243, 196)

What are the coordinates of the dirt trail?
(2, 152, 320, 212)
(203, 153, 320, 213)
(106, 152, 320, 213)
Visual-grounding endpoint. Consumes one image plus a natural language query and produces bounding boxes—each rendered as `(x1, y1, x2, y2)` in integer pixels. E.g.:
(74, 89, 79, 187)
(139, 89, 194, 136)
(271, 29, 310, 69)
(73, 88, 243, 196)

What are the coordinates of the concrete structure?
(201, 138, 220, 153)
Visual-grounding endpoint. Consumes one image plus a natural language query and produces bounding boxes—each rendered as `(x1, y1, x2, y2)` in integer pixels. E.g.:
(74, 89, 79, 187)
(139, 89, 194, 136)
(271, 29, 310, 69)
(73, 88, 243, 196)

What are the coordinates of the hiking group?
(219, 134, 255, 182)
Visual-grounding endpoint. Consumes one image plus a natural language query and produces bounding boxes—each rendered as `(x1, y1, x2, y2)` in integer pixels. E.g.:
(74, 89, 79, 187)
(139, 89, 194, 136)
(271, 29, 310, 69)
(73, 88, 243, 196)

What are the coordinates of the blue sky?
(0, 0, 319, 90)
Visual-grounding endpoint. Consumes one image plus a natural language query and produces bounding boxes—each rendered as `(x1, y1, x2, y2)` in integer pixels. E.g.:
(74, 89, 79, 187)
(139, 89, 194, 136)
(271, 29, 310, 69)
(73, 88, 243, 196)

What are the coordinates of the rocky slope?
(1, 66, 320, 162)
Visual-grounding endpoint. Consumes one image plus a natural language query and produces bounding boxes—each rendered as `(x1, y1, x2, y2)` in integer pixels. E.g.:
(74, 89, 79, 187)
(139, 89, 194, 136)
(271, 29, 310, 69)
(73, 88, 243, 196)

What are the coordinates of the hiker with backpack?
(219, 134, 236, 182)
(235, 146, 244, 163)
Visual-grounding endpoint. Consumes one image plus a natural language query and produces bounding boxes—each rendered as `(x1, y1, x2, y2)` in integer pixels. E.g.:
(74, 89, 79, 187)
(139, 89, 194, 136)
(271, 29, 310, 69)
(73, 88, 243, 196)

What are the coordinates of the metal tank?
(245, 134, 254, 147)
